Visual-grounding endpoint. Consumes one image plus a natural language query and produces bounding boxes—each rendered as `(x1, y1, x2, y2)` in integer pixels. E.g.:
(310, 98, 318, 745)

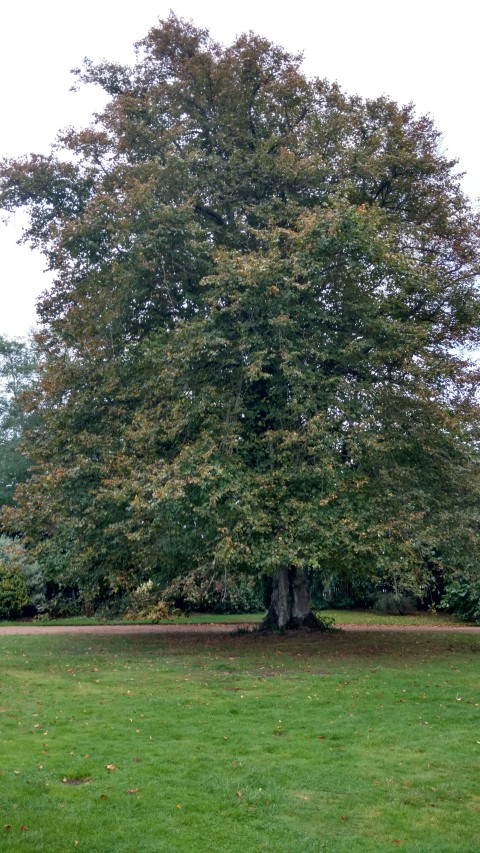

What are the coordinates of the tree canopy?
(1, 14, 479, 627)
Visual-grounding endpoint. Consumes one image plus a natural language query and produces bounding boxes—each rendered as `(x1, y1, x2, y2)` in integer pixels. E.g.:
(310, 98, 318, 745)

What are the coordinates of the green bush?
(373, 592, 418, 615)
(118, 580, 172, 621)
(41, 586, 84, 618)
(0, 559, 28, 618)
(21, 559, 47, 613)
(124, 600, 173, 623)
(0, 535, 46, 615)
(440, 572, 480, 623)
(162, 568, 264, 614)
(310, 572, 376, 610)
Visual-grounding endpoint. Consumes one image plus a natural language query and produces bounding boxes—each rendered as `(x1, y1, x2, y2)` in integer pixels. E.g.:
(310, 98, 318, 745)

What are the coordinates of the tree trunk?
(260, 567, 322, 631)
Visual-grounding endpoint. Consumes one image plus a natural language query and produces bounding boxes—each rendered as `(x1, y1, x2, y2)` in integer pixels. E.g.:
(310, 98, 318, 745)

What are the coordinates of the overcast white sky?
(1, 0, 479, 338)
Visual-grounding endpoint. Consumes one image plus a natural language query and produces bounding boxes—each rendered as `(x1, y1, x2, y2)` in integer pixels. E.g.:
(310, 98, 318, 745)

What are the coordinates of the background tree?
(1, 15, 479, 627)
(0, 336, 37, 512)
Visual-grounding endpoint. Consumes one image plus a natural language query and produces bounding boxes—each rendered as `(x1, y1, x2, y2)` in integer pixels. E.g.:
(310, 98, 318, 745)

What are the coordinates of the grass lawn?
(0, 613, 265, 628)
(0, 629, 479, 852)
(322, 610, 471, 627)
(0, 609, 469, 628)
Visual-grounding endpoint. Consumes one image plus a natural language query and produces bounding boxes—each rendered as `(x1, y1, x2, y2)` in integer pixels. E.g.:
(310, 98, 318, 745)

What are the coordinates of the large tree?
(1, 15, 479, 626)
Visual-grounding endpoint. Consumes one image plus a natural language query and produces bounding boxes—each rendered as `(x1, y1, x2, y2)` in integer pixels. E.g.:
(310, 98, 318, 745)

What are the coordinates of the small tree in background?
(0, 336, 38, 511)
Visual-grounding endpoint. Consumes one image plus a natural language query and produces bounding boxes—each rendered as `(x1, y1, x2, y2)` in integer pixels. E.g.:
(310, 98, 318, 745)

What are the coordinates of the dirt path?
(0, 622, 479, 635)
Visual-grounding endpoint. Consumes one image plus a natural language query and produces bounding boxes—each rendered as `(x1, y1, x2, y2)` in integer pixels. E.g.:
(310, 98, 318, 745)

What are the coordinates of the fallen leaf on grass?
(99, 794, 108, 801)
(3, 825, 12, 830)
(127, 788, 139, 794)
(176, 803, 182, 809)
(21, 825, 27, 831)
(105, 764, 116, 771)
(340, 816, 348, 821)
(235, 792, 242, 798)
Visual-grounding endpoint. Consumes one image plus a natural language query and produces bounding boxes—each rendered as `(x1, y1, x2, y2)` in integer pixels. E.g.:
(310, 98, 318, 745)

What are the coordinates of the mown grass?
(322, 609, 469, 627)
(1, 629, 479, 852)
(0, 609, 468, 628)
(0, 613, 264, 628)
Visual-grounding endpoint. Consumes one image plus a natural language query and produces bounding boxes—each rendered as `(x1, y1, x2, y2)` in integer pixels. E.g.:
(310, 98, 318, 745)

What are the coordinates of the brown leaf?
(127, 788, 139, 794)
(21, 825, 27, 832)
(3, 825, 12, 830)
(99, 794, 108, 800)
(105, 764, 116, 771)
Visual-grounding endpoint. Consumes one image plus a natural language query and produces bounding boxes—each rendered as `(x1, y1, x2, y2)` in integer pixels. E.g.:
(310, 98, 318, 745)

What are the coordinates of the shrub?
(130, 579, 156, 610)
(41, 586, 84, 618)
(0, 560, 28, 618)
(124, 600, 172, 623)
(440, 572, 480, 623)
(373, 591, 418, 615)
(120, 580, 173, 621)
(21, 560, 47, 614)
(162, 568, 264, 614)
(0, 535, 46, 615)
(310, 572, 376, 610)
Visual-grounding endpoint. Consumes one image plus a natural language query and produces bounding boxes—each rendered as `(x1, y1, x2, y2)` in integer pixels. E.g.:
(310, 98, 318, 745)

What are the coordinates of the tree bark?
(260, 567, 322, 631)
